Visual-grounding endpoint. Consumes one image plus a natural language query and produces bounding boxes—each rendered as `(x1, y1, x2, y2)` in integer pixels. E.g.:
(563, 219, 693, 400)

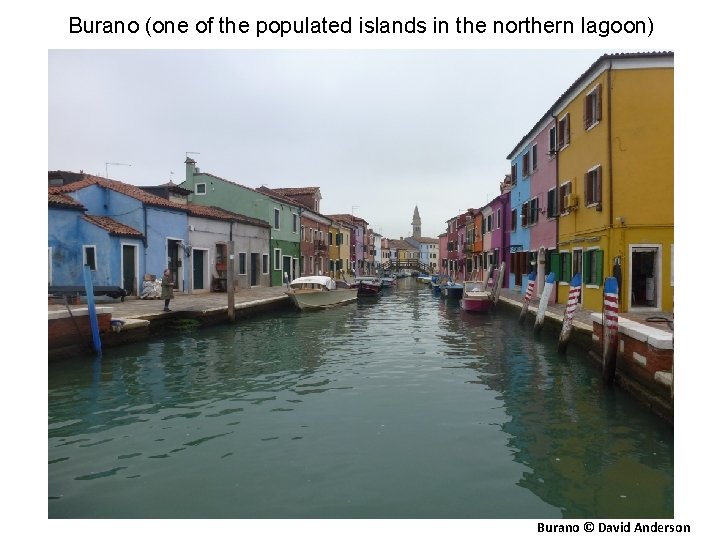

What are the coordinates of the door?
(122, 244, 137, 295)
(250, 253, 259, 286)
(167, 239, 181, 290)
(631, 247, 660, 308)
(283, 255, 292, 284)
(193, 249, 204, 290)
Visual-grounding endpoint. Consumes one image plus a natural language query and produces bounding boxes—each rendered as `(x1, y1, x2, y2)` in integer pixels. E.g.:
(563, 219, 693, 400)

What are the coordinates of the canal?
(48, 279, 673, 519)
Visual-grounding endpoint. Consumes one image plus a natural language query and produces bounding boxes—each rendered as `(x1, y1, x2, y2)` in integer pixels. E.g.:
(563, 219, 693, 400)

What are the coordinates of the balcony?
(464, 242, 474, 254)
(314, 240, 327, 253)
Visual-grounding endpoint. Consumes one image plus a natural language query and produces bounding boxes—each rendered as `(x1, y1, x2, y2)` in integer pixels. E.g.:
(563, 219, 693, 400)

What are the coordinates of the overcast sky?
(48, 49, 626, 239)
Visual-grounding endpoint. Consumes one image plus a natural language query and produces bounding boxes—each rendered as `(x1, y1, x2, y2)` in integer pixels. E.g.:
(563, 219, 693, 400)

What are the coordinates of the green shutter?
(563, 253, 571, 282)
(583, 251, 591, 284)
(595, 250, 604, 286)
(550, 251, 560, 278)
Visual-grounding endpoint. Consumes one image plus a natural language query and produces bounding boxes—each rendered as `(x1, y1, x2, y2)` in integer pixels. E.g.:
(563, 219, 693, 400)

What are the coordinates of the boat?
(380, 276, 397, 288)
(440, 280, 464, 299)
(286, 276, 358, 310)
(460, 280, 493, 312)
(354, 276, 383, 297)
(416, 273, 432, 284)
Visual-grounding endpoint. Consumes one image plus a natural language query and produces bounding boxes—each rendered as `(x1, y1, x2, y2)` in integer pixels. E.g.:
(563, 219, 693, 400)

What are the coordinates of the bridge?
(381, 259, 433, 275)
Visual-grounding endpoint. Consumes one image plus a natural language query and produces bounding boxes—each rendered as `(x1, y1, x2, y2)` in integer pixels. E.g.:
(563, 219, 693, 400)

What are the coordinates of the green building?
(181, 158, 300, 286)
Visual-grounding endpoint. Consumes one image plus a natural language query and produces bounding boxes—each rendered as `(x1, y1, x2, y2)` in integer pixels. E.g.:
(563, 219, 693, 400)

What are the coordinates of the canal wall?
(496, 290, 673, 424)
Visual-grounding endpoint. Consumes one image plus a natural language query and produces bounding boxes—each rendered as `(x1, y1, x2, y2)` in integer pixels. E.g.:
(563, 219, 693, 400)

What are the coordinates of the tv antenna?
(105, 162, 131, 179)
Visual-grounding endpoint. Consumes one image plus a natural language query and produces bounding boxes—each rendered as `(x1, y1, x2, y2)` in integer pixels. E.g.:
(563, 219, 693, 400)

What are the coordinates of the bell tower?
(412, 205, 421, 239)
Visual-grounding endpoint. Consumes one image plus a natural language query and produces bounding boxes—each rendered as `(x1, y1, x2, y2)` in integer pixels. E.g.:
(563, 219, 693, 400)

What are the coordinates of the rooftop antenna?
(105, 162, 131, 179)
(186, 151, 200, 158)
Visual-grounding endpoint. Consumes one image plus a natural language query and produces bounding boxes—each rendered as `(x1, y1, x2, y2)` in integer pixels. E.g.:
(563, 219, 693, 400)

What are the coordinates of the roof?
(186, 204, 270, 228)
(49, 172, 189, 212)
(326, 213, 368, 226)
(506, 51, 674, 159)
(82, 215, 144, 238)
(48, 192, 86, 210)
(255, 186, 308, 210)
(270, 187, 321, 197)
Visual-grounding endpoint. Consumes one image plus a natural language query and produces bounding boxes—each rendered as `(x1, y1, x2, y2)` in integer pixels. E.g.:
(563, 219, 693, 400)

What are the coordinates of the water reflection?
(49, 279, 672, 518)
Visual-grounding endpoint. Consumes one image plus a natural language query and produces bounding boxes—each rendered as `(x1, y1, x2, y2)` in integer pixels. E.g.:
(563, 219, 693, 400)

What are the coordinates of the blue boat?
(440, 281, 464, 299)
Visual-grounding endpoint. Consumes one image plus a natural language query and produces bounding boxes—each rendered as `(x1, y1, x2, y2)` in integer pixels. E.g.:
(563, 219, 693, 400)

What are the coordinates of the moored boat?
(286, 276, 358, 310)
(380, 276, 397, 288)
(440, 281, 464, 299)
(460, 280, 493, 313)
(355, 276, 383, 297)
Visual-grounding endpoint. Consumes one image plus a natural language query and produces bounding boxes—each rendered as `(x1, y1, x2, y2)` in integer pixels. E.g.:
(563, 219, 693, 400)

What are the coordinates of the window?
(336, 232, 343, 245)
(531, 144, 538, 172)
(262, 254, 269, 274)
(552, 251, 573, 282)
(584, 249, 604, 286)
(328, 233, 333, 246)
(273, 208, 280, 230)
(486, 214, 492, 232)
(511, 209, 517, 232)
(529, 197, 539, 226)
(83, 245, 97, 270)
(559, 181, 572, 214)
(237, 252, 247, 275)
(558, 113, 570, 149)
(195, 183, 206, 195)
(522, 152, 530, 177)
(584, 84, 602, 129)
(585, 166, 602, 206)
(274, 248, 281, 271)
(547, 187, 557, 218)
(549, 126, 557, 156)
(496, 209, 501, 228)
(521, 202, 529, 228)
(511, 163, 517, 185)
(292, 214, 298, 233)
(301, 226, 305, 242)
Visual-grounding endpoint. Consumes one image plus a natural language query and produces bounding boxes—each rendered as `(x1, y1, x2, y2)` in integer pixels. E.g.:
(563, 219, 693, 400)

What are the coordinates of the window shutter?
(583, 251, 591, 284)
(563, 253, 572, 282)
(550, 252, 560, 278)
(584, 94, 589, 128)
(597, 84, 602, 122)
(566, 114, 570, 144)
(597, 167, 602, 203)
(595, 250, 604, 285)
(584, 172, 590, 206)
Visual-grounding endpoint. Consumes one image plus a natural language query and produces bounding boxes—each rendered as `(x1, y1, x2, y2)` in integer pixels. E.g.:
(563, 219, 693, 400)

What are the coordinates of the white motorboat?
(286, 276, 358, 310)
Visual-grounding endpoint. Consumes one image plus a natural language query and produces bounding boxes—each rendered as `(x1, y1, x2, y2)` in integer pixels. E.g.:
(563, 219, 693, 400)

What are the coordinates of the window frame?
(559, 181, 573, 214)
(273, 248, 281, 271)
(237, 252, 247, 275)
(262, 253, 269, 274)
(273, 208, 280, 230)
(558, 113, 570, 150)
(584, 84, 602, 130)
(195, 183, 207, 195)
(549, 125, 557, 157)
(547, 187, 557, 218)
(83, 244, 97, 271)
(585, 165, 602, 207)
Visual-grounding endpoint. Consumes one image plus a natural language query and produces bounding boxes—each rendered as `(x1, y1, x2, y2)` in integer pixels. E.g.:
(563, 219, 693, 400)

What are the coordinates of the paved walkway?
(49, 284, 674, 336)
(48, 286, 291, 320)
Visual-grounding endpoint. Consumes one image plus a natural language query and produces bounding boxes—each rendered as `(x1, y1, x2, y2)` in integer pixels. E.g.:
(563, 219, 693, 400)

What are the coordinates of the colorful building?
(551, 52, 674, 313)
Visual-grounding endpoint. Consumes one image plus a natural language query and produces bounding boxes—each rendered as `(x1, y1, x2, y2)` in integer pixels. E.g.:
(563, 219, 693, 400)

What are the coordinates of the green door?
(193, 249, 204, 290)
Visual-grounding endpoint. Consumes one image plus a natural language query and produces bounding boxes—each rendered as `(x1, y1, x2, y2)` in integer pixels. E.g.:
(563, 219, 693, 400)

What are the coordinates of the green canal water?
(48, 280, 673, 519)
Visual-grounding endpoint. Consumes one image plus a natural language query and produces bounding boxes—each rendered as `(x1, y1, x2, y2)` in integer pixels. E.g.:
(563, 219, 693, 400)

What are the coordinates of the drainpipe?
(607, 61, 617, 309)
(553, 113, 560, 303)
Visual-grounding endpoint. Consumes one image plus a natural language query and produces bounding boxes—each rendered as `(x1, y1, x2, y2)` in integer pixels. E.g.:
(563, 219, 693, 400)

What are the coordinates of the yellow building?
(551, 52, 673, 313)
(328, 220, 352, 280)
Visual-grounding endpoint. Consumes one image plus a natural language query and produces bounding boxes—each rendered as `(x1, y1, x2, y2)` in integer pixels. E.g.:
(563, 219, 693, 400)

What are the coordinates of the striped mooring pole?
(558, 272, 582, 353)
(601, 276, 620, 385)
(533, 272, 555, 334)
(482, 263, 494, 292)
(518, 270, 537, 323)
(83, 265, 102, 356)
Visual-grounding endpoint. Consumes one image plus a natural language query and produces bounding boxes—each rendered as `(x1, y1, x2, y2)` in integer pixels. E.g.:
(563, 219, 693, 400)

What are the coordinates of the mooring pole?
(558, 272, 582, 353)
(519, 270, 537, 323)
(482, 263, 494, 292)
(533, 272, 555, 334)
(83, 265, 102, 355)
(492, 262, 505, 305)
(601, 276, 619, 385)
(227, 241, 235, 322)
